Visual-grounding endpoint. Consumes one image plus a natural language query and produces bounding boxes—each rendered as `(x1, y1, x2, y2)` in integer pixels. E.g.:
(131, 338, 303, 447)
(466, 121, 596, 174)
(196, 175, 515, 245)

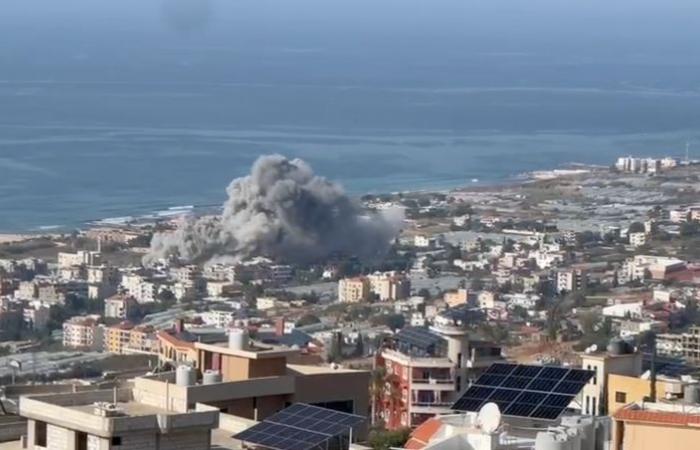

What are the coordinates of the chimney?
(275, 317, 285, 337)
(174, 318, 185, 334)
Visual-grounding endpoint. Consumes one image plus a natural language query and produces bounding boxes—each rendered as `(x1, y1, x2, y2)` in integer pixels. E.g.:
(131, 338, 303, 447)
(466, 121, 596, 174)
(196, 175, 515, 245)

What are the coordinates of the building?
(139, 326, 370, 422)
(613, 401, 700, 450)
(338, 277, 370, 303)
(656, 326, 700, 365)
(104, 293, 138, 320)
(62, 315, 104, 350)
(57, 250, 101, 269)
(368, 272, 411, 301)
(375, 312, 503, 429)
(404, 412, 605, 450)
(22, 301, 50, 331)
(256, 296, 277, 310)
(104, 322, 157, 355)
(443, 289, 469, 308)
(557, 269, 587, 294)
(20, 387, 219, 450)
(619, 255, 686, 284)
(579, 340, 643, 416)
(606, 372, 697, 415)
(629, 232, 647, 248)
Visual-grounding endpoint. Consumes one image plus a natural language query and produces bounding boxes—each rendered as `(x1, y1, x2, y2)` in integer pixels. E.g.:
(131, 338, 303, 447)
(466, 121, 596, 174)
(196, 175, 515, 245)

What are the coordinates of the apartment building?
(368, 272, 411, 301)
(618, 255, 686, 284)
(62, 315, 104, 350)
(376, 314, 503, 429)
(657, 326, 700, 365)
(629, 232, 647, 248)
(57, 250, 101, 269)
(579, 340, 643, 416)
(556, 269, 587, 294)
(104, 322, 157, 355)
(338, 277, 371, 303)
(443, 288, 469, 307)
(104, 293, 138, 320)
(22, 301, 50, 331)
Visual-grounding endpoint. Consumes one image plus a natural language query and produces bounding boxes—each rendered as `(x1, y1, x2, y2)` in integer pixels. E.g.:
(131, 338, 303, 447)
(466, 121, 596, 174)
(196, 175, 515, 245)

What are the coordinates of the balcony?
(411, 378, 456, 391)
(410, 400, 454, 415)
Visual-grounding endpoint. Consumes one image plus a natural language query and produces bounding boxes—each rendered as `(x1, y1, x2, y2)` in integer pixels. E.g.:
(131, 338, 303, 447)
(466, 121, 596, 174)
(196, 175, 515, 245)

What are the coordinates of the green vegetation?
(367, 428, 412, 450)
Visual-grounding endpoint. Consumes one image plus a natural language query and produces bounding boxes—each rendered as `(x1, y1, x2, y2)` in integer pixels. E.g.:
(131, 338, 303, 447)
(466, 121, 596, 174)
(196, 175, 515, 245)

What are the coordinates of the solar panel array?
(452, 363, 594, 421)
(396, 327, 444, 350)
(233, 403, 365, 450)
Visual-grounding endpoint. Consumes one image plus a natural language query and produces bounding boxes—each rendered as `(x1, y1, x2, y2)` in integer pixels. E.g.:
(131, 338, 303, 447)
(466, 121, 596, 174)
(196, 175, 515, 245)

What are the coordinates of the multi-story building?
(376, 309, 502, 429)
(62, 315, 104, 350)
(618, 255, 686, 284)
(579, 340, 643, 416)
(104, 322, 157, 355)
(87, 265, 120, 300)
(556, 269, 587, 294)
(57, 250, 101, 269)
(368, 272, 411, 301)
(338, 277, 370, 303)
(22, 301, 50, 331)
(629, 232, 647, 248)
(104, 293, 138, 320)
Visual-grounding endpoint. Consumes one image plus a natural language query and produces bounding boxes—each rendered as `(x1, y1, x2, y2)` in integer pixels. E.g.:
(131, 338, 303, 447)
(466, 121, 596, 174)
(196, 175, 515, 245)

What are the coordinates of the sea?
(1, 0, 700, 232)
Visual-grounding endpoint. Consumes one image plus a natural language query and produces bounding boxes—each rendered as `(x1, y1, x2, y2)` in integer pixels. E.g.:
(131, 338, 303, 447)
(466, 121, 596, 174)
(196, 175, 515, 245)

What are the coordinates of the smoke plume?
(145, 155, 402, 265)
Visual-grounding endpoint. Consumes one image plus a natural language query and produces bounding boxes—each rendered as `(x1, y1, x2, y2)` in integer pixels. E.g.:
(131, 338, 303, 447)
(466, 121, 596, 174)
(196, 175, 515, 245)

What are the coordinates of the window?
(76, 432, 88, 450)
(585, 396, 590, 415)
(615, 392, 627, 403)
(35, 421, 47, 447)
(592, 398, 597, 415)
(111, 437, 122, 446)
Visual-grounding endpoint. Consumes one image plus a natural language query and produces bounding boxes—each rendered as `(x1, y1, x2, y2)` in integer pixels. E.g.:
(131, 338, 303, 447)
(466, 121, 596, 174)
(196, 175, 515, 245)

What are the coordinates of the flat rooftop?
(70, 401, 178, 417)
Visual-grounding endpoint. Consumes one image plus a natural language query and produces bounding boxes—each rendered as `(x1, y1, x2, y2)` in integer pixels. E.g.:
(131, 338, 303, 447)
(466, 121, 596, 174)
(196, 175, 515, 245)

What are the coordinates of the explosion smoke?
(145, 155, 402, 265)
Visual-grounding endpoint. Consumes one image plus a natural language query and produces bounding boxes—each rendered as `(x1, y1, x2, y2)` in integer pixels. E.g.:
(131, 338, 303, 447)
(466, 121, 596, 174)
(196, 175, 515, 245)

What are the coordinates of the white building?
(256, 296, 277, 310)
(557, 269, 587, 294)
(602, 302, 644, 319)
(62, 315, 104, 350)
(629, 232, 647, 248)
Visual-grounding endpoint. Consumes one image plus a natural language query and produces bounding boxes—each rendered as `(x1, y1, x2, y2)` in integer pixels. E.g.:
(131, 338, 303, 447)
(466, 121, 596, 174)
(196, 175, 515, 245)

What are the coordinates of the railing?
(411, 401, 452, 407)
(412, 378, 454, 385)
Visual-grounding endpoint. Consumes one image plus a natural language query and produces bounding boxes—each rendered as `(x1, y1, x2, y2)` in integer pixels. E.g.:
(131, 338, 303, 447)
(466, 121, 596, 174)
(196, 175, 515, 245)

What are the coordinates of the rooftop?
(614, 401, 700, 427)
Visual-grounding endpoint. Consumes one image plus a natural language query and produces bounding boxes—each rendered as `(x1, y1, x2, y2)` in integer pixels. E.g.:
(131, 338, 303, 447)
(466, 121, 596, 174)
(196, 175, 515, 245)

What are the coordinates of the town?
(0, 155, 699, 450)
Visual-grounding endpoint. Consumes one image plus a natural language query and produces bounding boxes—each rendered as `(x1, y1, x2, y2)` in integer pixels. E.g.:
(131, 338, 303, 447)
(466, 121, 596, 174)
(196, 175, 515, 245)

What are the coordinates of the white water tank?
(684, 383, 700, 404)
(176, 365, 196, 387)
(202, 370, 222, 385)
(536, 431, 573, 450)
(229, 328, 249, 350)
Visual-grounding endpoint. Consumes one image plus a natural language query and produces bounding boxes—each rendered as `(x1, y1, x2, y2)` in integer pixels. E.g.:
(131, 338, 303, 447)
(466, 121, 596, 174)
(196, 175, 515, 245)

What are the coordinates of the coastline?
(0, 161, 605, 239)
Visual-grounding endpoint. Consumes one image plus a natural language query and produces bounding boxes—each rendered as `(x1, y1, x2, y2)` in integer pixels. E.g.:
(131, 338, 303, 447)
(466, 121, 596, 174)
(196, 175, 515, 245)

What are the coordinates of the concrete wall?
(194, 404, 257, 433)
(607, 375, 670, 415)
(617, 421, 700, 450)
(292, 371, 370, 417)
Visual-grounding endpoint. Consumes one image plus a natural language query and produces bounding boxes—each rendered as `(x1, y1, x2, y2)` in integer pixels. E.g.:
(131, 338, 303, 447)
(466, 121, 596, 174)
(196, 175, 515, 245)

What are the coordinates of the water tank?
(684, 383, 700, 404)
(202, 370, 222, 385)
(535, 431, 572, 450)
(229, 328, 249, 350)
(175, 365, 196, 387)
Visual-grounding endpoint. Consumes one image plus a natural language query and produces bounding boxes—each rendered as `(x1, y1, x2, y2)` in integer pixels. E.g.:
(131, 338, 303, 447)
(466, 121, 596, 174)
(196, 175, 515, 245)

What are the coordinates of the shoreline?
(0, 162, 606, 240)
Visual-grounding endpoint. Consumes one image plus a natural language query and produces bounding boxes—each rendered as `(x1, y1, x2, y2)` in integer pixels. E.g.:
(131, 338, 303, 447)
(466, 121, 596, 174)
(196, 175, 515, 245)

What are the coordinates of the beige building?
(338, 277, 370, 303)
(104, 322, 157, 355)
(579, 342, 643, 416)
(141, 326, 369, 422)
(443, 288, 469, 307)
(104, 293, 138, 320)
(556, 269, 587, 294)
(62, 315, 104, 350)
(368, 272, 411, 301)
(613, 402, 700, 450)
(20, 388, 218, 450)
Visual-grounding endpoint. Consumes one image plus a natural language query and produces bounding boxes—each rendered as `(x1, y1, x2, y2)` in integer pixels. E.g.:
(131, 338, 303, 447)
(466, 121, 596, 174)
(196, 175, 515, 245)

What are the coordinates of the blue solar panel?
(234, 404, 366, 450)
(451, 363, 593, 421)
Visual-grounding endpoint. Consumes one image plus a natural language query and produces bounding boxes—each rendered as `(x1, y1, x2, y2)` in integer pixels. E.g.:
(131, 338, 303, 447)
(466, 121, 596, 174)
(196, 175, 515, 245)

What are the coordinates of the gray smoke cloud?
(145, 155, 403, 265)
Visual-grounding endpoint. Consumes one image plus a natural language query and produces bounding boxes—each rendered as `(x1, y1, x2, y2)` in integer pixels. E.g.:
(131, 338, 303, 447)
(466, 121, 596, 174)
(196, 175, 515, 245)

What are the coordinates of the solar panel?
(234, 404, 366, 450)
(452, 363, 593, 421)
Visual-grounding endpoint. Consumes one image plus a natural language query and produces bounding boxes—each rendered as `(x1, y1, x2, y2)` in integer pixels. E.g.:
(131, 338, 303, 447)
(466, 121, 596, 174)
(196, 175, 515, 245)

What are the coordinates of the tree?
(296, 314, 321, 327)
(371, 314, 406, 331)
(628, 222, 645, 234)
(368, 428, 411, 450)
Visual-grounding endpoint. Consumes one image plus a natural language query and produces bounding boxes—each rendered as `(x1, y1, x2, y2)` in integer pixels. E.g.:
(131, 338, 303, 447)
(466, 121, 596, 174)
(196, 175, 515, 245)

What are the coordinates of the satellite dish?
(477, 402, 501, 434)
